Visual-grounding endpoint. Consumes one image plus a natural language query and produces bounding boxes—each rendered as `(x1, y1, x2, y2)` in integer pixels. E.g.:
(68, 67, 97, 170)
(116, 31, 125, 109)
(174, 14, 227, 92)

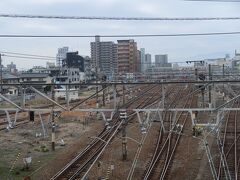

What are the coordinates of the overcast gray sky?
(0, 0, 240, 70)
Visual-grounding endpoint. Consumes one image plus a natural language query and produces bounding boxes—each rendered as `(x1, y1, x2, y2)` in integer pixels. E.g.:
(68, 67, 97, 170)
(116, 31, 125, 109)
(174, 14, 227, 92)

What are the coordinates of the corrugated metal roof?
(2, 73, 19, 79)
(19, 73, 49, 78)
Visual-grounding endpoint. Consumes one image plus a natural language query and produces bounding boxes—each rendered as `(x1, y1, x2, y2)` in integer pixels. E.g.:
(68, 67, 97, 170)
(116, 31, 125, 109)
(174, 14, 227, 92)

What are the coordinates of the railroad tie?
(105, 165, 111, 180)
(9, 152, 21, 173)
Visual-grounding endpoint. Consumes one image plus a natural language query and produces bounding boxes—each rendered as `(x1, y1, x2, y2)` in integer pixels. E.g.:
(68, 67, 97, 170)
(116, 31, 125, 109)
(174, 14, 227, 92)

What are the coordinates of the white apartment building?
(56, 47, 69, 67)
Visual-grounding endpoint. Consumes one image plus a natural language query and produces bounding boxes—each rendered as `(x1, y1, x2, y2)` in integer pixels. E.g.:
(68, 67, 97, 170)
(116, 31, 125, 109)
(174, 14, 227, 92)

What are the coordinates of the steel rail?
(143, 86, 190, 179)
(50, 85, 159, 179)
(126, 93, 167, 180)
(159, 87, 194, 179)
(127, 86, 176, 180)
(143, 86, 195, 179)
(79, 85, 163, 179)
(50, 128, 108, 179)
(142, 88, 182, 179)
(160, 98, 193, 179)
(217, 109, 232, 179)
(217, 100, 239, 179)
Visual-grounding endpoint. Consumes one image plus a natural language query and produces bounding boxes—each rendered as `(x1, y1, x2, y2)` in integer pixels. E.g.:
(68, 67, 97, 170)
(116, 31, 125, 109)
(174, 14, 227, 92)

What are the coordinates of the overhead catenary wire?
(2, 54, 55, 61)
(0, 51, 56, 59)
(187, 0, 240, 1)
(0, 52, 228, 64)
(0, 52, 231, 65)
(1, 31, 240, 38)
(1, 14, 240, 21)
(0, 52, 191, 64)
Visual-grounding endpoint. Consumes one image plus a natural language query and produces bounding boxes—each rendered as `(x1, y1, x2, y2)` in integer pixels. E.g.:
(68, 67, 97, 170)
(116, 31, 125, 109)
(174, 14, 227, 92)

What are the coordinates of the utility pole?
(102, 85, 105, 107)
(208, 64, 212, 106)
(222, 64, 225, 78)
(122, 85, 125, 105)
(120, 111, 127, 161)
(102, 75, 106, 107)
(201, 83, 205, 108)
(0, 53, 2, 93)
(66, 84, 69, 110)
(113, 84, 117, 110)
(95, 67, 98, 108)
(95, 35, 100, 108)
(51, 79, 55, 151)
(195, 68, 198, 81)
(20, 86, 25, 109)
(161, 80, 165, 108)
(222, 64, 225, 101)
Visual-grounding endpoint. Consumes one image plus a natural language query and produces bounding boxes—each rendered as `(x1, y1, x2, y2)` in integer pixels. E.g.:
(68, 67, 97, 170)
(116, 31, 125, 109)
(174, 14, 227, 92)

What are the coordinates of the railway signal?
(198, 73, 206, 81)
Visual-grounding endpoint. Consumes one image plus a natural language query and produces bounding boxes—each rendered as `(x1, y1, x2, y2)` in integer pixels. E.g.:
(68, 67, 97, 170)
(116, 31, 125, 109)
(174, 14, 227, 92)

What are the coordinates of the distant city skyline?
(0, 48, 236, 71)
(0, 0, 240, 69)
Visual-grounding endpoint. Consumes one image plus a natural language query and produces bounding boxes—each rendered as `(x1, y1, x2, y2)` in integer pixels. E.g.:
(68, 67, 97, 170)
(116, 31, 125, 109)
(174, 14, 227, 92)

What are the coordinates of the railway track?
(143, 85, 195, 180)
(50, 84, 165, 179)
(217, 101, 240, 179)
(0, 85, 142, 131)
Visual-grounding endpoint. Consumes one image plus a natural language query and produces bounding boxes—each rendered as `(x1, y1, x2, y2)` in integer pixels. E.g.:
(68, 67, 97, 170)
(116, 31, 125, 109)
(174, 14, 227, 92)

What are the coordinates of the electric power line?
(185, 0, 240, 2)
(0, 53, 187, 64)
(1, 14, 240, 21)
(1, 31, 240, 38)
(0, 51, 55, 59)
(2, 54, 55, 61)
(0, 54, 180, 64)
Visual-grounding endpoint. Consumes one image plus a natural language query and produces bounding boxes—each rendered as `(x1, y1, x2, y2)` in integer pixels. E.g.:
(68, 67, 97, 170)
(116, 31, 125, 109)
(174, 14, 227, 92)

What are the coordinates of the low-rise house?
(19, 73, 52, 92)
(19, 73, 52, 84)
(2, 73, 19, 95)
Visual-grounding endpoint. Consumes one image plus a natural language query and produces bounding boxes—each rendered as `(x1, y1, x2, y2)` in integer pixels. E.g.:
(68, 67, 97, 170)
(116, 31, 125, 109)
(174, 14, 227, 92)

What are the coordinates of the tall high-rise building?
(91, 36, 117, 76)
(56, 47, 69, 67)
(140, 48, 145, 72)
(155, 54, 171, 67)
(6, 62, 17, 73)
(117, 39, 138, 74)
(145, 53, 152, 69)
(137, 50, 141, 73)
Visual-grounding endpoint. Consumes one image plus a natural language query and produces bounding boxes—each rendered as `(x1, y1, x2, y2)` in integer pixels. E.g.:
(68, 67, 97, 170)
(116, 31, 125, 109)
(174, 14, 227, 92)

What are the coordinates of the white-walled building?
(55, 67, 85, 89)
(54, 89, 79, 101)
(56, 47, 69, 67)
